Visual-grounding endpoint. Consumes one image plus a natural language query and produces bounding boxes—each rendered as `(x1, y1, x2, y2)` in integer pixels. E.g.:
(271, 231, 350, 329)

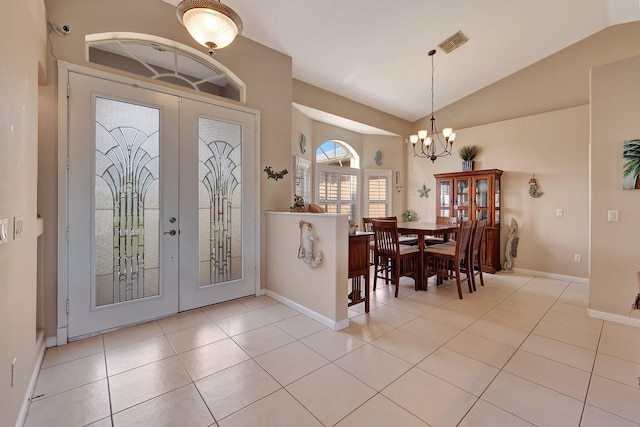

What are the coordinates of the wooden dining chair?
(363, 216, 395, 283)
(425, 216, 459, 246)
(424, 220, 474, 299)
(469, 219, 487, 291)
(371, 219, 420, 297)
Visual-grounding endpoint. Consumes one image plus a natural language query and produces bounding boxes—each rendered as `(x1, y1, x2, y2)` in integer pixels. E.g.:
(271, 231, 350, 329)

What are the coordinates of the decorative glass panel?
(475, 179, 488, 208)
(198, 117, 242, 286)
(458, 209, 469, 222)
(440, 181, 451, 207)
(94, 97, 160, 306)
(476, 210, 489, 221)
(457, 179, 469, 207)
(88, 39, 243, 101)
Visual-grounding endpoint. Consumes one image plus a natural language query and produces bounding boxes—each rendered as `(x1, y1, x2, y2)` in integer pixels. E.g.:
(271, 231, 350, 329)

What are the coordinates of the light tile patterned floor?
(25, 273, 640, 426)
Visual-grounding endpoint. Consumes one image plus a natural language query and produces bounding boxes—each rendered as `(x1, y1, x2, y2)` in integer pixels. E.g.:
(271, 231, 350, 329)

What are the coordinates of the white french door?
(63, 69, 257, 339)
(178, 98, 257, 311)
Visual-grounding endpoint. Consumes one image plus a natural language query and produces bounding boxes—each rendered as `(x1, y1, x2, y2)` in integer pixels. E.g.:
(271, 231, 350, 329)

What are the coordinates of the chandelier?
(408, 49, 456, 162)
(177, 0, 243, 56)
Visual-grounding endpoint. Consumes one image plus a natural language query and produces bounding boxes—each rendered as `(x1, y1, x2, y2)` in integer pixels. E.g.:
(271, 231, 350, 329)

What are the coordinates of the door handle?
(164, 230, 177, 236)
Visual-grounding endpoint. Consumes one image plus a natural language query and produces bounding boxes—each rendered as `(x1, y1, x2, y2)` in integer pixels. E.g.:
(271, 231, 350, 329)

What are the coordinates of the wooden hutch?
(434, 169, 503, 273)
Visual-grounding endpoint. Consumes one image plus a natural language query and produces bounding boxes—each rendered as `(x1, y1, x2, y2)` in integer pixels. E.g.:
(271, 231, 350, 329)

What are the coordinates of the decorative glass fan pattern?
(94, 97, 161, 306)
(198, 117, 242, 285)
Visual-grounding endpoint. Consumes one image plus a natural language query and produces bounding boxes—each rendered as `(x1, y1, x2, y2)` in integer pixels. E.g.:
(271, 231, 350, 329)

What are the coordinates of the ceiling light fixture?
(177, 0, 243, 55)
(408, 49, 456, 162)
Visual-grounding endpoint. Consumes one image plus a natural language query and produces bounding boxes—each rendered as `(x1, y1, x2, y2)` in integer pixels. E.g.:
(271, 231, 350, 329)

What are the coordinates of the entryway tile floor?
(25, 273, 640, 426)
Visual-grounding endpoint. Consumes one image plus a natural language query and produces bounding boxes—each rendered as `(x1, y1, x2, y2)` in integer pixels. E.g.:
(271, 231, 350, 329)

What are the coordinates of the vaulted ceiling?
(163, 0, 640, 124)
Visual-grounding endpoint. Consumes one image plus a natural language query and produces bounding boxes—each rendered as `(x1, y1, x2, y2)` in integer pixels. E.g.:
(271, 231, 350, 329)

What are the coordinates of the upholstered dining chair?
(371, 219, 420, 297)
(424, 220, 474, 299)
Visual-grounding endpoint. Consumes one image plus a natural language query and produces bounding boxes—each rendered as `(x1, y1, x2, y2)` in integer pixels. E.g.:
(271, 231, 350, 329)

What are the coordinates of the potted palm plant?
(623, 139, 640, 189)
(458, 145, 480, 171)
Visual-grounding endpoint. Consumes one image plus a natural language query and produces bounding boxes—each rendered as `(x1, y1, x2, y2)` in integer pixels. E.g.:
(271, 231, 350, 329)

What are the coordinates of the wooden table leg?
(364, 269, 370, 313)
(418, 232, 425, 291)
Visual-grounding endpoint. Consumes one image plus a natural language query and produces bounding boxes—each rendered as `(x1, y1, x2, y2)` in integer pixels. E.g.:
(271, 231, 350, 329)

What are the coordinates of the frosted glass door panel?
(94, 97, 161, 306)
(198, 117, 243, 286)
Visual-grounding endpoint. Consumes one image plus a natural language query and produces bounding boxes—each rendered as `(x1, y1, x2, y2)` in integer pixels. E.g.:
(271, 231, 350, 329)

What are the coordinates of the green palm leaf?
(623, 139, 640, 179)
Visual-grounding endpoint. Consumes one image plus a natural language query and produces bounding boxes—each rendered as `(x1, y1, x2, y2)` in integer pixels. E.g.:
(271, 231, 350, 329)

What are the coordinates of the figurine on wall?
(298, 220, 323, 268)
(418, 184, 431, 198)
(300, 134, 307, 154)
(529, 174, 543, 198)
(503, 218, 519, 271)
(374, 150, 382, 166)
(264, 166, 288, 181)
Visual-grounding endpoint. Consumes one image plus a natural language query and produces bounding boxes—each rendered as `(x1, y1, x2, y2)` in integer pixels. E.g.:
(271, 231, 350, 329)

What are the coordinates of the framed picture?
(622, 139, 640, 190)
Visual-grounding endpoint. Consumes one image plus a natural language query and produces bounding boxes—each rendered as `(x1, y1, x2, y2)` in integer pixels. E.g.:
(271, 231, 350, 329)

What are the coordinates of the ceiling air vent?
(438, 31, 469, 54)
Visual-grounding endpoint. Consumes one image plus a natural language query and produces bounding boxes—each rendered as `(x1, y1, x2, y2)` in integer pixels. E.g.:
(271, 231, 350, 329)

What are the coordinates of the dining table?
(396, 221, 460, 291)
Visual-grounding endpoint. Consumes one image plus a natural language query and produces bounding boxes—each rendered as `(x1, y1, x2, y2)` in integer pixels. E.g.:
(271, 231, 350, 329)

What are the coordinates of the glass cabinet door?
(474, 177, 489, 222)
(455, 178, 470, 222)
(438, 180, 452, 217)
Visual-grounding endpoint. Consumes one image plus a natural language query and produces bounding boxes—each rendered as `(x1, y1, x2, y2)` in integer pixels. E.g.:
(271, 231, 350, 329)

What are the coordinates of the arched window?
(315, 140, 360, 168)
(315, 140, 360, 220)
(85, 33, 246, 102)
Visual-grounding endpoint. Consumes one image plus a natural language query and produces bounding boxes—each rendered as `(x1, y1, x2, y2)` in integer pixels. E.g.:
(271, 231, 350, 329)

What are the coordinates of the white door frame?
(56, 61, 261, 344)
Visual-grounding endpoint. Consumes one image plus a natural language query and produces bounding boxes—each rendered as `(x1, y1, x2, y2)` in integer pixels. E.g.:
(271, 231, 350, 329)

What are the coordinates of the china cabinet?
(434, 169, 503, 272)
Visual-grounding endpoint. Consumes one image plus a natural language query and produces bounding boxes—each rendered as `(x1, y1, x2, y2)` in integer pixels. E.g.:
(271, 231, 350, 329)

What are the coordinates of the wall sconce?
(395, 171, 402, 193)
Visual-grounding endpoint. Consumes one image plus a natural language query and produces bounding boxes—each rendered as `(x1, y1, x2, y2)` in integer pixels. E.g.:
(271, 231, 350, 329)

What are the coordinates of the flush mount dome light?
(177, 0, 243, 55)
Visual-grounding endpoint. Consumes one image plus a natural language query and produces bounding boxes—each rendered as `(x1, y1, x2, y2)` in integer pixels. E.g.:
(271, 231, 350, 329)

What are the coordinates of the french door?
(63, 70, 257, 339)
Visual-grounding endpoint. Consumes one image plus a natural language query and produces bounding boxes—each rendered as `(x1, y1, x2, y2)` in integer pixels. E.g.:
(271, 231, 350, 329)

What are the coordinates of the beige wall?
(407, 106, 590, 278)
(264, 212, 349, 328)
(0, 0, 47, 424)
(293, 80, 411, 137)
(436, 22, 640, 131)
(590, 54, 640, 322)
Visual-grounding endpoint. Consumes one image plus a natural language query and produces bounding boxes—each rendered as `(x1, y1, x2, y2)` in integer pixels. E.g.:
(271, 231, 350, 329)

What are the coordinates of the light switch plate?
(608, 210, 619, 222)
(13, 216, 23, 239)
(0, 218, 8, 245)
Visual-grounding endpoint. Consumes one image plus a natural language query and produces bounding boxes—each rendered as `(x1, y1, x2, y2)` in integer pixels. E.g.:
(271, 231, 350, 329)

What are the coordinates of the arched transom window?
(85, 32, 246, 102)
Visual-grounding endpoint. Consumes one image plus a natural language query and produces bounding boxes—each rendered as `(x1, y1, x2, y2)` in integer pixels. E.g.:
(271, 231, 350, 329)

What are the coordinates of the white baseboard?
(511, 268, 589, 285)
(45, 336, 57, 348)
(588, 309, 640, 328)
(15, 332, 47, 427)
(56, 327, 67, 346)
(265, 290, 349, 331)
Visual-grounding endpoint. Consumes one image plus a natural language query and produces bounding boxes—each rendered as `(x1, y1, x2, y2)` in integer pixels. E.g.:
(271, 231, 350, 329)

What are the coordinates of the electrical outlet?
(574, 254, 582, 262)
(556, 209, 563, 217)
